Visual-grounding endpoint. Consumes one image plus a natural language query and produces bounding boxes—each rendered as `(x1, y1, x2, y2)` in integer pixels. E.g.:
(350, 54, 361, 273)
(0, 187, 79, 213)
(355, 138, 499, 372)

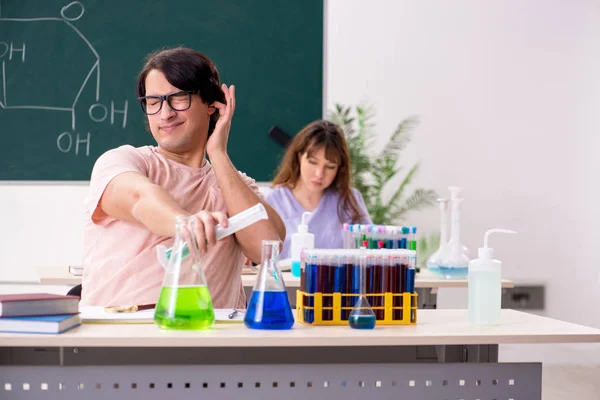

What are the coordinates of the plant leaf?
(386, 162, 420, 208)
(417, 232, 441, 268)
(329, 104, 355, 139)
(327, 103, 437, 225)
(392, 189, 438, 220)
(378, 116, 419, 163)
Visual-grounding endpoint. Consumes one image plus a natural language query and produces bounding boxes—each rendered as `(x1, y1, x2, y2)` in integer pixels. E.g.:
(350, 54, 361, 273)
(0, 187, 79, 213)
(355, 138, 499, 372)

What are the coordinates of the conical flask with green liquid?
(154, 215, 215, 330)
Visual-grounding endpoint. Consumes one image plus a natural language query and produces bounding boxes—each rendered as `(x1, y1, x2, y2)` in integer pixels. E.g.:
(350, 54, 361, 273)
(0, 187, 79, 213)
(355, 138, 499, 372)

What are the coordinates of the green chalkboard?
(0, 0, 323, 181)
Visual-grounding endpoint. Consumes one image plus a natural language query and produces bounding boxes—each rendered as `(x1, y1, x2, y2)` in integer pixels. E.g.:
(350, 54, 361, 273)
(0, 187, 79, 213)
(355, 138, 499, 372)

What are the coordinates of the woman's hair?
(272, 120, 364, 223)
(136, 47, 225, 137)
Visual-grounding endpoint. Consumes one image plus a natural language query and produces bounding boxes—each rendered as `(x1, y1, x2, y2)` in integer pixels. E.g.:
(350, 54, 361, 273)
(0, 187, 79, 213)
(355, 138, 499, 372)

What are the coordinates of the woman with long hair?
(265, 120, 372, 258)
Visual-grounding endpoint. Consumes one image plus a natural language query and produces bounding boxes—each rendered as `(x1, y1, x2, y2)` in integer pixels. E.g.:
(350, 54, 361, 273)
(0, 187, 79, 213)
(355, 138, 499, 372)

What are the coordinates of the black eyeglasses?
(138, 90, 198, 115)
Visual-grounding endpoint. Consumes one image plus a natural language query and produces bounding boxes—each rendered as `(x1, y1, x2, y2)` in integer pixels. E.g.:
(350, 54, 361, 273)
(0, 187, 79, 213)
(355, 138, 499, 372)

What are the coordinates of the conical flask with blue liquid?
(244, 240, 294, 330)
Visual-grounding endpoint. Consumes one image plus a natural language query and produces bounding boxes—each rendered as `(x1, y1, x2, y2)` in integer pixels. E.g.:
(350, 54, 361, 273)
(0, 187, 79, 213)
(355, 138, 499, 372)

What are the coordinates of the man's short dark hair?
(136, 47, 225, 137)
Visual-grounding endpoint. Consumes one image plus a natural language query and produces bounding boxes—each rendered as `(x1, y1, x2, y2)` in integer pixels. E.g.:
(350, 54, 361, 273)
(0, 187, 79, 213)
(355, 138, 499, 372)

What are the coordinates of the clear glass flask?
(426, 198, 450, 272)
(154, 216, 215, 330)
(348, 251, 376, 329)
(244, 240, 294, 330)
(437, 189, 470, 279)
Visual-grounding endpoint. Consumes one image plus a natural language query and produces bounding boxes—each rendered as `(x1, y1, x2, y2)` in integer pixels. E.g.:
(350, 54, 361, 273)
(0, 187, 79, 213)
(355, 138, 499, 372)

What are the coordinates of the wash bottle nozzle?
(478, 229, 517, 259)
(291, 211, 314, 277)
(297, 211, 311, 233)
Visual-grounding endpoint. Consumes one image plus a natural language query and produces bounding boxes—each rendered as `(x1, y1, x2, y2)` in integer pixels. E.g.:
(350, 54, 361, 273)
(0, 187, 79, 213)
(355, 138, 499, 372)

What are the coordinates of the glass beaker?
(244, 240, 294, 330)
(348, 251, 376, 329)
(154, 215, 215, 330)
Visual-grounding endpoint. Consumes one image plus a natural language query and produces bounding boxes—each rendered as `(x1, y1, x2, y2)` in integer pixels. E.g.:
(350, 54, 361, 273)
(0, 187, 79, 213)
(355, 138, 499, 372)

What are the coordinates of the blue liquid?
(291, 261, 301, 277)
(429, 265, 468, 279)
(304, 263, 318, 323)
(406, 268, 416, 293)
(334, 265, 347, 320)
(350, 265, 361, 315)
(348, 314, 376, 330)
(244, 291, 294, 330)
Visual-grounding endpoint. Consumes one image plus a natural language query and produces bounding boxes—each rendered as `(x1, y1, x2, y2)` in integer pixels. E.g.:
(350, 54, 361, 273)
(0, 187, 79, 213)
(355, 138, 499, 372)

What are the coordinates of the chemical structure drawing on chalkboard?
(0, 1, 128, 156)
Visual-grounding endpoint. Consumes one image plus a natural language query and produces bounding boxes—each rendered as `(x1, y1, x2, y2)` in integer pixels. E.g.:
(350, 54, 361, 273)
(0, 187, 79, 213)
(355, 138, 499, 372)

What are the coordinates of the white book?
(69, 265, 84, 276)
(79, 307, 245, 324)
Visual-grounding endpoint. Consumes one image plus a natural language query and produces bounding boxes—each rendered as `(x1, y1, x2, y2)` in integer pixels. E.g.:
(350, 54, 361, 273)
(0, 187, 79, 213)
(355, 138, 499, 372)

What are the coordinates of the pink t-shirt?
(80, 145, 261, 308)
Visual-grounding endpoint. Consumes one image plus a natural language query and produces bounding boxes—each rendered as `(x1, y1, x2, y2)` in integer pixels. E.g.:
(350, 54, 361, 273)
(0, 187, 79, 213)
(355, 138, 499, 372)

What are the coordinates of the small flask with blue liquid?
(245, 240, 295, 330)
(348, 250, 376, 330)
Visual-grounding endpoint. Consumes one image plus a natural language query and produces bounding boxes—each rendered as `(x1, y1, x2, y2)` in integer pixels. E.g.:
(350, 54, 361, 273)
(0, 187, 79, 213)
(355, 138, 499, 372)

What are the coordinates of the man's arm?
(207, 84, 285, 263)
(98, 172, 189, 237)
(209, 152, 286, 263)
(98, 172, 229, 251)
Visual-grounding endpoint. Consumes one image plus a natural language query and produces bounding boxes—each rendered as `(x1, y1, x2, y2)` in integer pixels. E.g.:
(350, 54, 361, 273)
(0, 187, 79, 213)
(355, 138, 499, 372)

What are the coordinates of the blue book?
(0, 314, 81, 334)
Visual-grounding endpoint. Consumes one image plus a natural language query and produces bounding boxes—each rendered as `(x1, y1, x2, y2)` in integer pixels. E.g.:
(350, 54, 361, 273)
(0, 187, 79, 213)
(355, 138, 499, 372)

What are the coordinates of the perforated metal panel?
(0, 362, 541, 399)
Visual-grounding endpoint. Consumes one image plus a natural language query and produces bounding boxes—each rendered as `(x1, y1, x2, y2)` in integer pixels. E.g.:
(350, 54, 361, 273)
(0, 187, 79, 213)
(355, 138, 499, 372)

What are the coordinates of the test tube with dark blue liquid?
(344, 254, 355, 320)
(334, 254, 347, 321)
(351, 256, 361, 315)
(388, 254, 401, 320)
(406, 254, 416, 322)
(406, 256, 416, 293)
(322, 254, 335, 321)
(400, 227, 408, 249)
(372, 253, 384, 320)
(304, 253, 318, 323)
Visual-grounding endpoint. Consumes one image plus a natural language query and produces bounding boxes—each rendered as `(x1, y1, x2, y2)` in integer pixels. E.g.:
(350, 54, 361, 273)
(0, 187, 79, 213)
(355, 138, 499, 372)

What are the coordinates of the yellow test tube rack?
(295, 291, 418, 326)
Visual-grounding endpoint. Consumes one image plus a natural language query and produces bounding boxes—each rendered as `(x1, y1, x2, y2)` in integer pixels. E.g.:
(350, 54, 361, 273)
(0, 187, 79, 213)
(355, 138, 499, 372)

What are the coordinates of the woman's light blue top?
(265, 186, 372, 258)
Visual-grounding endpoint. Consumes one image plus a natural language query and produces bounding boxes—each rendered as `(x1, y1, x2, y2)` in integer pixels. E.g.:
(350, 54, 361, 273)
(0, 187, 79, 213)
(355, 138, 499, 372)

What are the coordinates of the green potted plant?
(329, 103, 439, 267)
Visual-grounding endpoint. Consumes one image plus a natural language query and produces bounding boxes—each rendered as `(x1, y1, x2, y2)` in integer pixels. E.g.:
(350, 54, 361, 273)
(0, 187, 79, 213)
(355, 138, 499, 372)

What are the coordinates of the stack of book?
(0, 293, 81, 334)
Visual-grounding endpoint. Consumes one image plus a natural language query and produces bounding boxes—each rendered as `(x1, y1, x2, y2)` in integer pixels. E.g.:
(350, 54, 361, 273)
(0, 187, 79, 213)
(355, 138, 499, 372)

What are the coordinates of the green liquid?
(154, 285, 215, 330)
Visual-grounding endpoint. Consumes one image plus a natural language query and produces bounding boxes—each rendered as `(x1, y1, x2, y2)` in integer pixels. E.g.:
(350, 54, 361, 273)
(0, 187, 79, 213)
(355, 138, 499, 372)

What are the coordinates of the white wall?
(327, 0, 600, 328)
(0, 183, 271, 282)
(1, 0, 599, 329)
(0, 184, 87, 282)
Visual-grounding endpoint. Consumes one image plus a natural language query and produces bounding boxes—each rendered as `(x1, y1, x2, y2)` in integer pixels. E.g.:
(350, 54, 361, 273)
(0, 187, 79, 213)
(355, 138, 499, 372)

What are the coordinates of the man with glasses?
(80, 47, 285, 309)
